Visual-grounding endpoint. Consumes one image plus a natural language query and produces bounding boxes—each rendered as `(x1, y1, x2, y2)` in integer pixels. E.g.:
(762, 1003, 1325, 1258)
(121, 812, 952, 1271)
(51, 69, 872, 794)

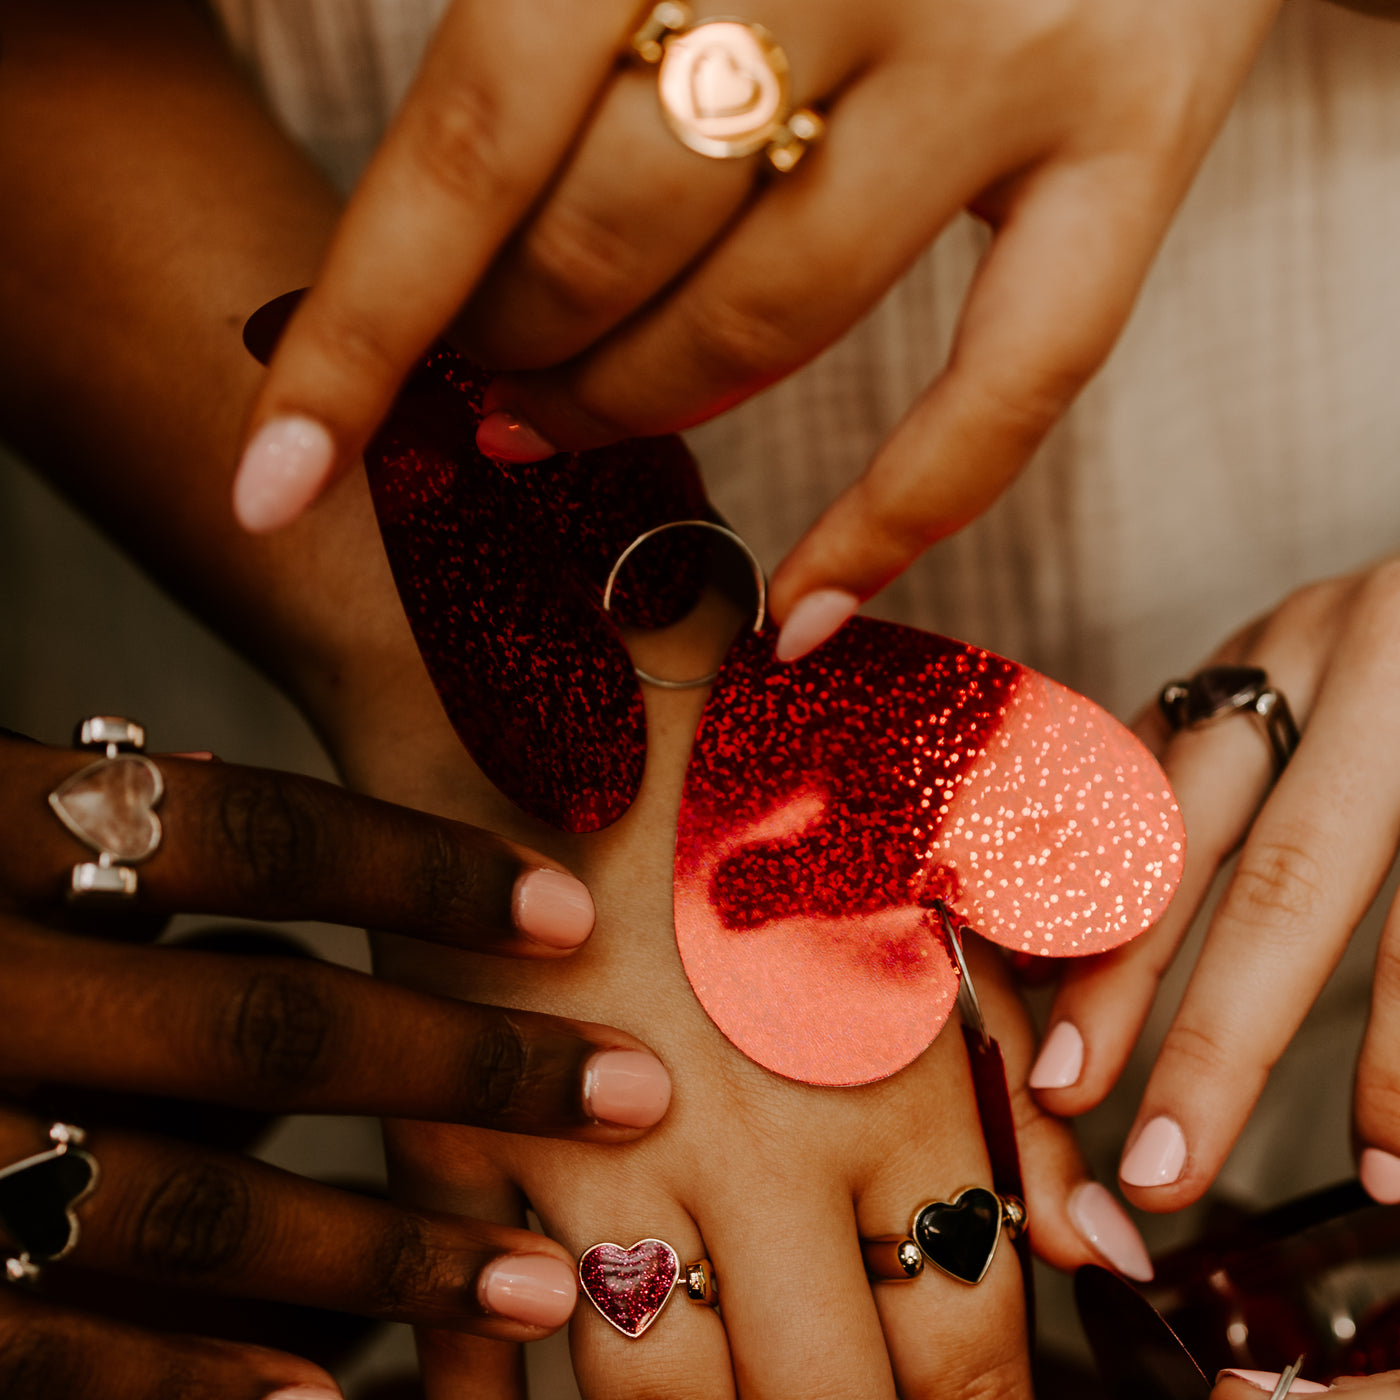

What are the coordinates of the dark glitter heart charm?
(245, 292, 710, 834)
(913, 1187, 1004, 1284)
(578, 1239, 680, 1337)
(0, 1146, 98, 1261)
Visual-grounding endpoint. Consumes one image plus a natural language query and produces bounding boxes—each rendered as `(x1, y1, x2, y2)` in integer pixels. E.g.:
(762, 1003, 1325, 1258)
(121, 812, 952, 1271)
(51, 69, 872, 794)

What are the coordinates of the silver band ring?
(1158, 665, 1300, 774)
(603, 520, 767, 690)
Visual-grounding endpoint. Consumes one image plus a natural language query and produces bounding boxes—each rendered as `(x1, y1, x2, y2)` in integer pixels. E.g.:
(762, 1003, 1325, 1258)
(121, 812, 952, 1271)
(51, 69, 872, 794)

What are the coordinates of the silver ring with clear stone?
(1158, 665, 1300, 775)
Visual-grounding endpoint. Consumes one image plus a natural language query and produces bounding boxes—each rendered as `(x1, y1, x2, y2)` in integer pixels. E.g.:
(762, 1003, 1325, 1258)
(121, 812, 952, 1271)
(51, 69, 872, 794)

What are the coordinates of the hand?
(1027, 559, 1400, 1212)
(342, 590, 1161, 1398)
(236, 0, 1281, 646)
(0, 731, 673, 1399)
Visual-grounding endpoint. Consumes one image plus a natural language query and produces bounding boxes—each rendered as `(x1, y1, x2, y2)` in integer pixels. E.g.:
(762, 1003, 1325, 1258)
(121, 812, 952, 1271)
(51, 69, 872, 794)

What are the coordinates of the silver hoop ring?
(602, 520, 767, 690)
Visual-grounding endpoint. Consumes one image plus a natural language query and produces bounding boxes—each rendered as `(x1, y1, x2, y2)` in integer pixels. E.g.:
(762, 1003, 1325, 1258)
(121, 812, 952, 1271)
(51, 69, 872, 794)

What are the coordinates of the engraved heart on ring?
(578, 1239, 681, 1337)
(912, 1187, 1004, 1284)
(691, 43, 762, 120)
(48, 755, 164, 863)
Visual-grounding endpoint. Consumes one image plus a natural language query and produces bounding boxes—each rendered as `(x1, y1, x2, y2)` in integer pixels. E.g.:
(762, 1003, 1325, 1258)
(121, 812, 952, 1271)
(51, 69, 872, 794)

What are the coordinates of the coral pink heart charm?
(578, 1239, 682, 1337)
(675, 621, 1185, 1086)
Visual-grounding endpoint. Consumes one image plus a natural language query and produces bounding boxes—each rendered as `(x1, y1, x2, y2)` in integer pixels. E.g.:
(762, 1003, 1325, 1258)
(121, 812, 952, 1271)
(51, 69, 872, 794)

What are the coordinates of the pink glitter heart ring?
(578, 1239, 718, 1337)
(48, 716, 164, 902)
(630, 3, 825, 171)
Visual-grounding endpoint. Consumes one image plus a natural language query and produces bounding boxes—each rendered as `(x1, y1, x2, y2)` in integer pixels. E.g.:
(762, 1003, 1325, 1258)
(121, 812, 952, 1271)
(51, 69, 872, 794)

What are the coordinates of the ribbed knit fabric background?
(2, 0, 1396, 1390)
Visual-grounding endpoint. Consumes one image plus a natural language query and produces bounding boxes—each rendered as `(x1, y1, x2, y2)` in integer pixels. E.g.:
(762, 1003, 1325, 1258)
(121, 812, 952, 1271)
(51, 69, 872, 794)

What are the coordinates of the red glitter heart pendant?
(578, 1239, 682, 1337)
(244, 293, 708, 833)
(675, 623, 1184, 1086)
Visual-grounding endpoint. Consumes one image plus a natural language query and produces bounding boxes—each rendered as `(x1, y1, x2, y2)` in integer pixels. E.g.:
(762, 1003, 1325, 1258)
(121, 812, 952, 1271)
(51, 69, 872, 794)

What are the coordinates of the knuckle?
(460, 1015, 534, 1126)
(0, 1318, 82, 1400)
(1358, 1062, 1400, 1141)
(1159, 1019, 1236, 1081)
(132, 1160, 253, 1276)
(679, 285, 807, 388)
(957, 358, 1083, 448)
(215, 772, 326, 899)
(414, 823, 478, 930)
(220, 967, 338, 1098)
(520, 199, 643, 324)
(366, 1214, 461, 1319)
(405, 81, 509, 210)
(1224, 836, 1330, 931)
(950, 1355, 1030, 1400)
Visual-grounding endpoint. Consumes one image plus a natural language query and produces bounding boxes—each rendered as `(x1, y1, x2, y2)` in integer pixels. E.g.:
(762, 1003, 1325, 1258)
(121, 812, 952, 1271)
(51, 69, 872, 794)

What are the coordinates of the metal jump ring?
(602, 520, 767, 690)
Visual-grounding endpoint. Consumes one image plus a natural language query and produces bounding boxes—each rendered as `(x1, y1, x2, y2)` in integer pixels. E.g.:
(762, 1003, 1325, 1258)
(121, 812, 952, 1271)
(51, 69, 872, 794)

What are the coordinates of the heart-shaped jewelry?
(578, 1239, 682, 1337)
(691, 43, 762, 119)
(675, 623, 1184, 1085)
(48, 754, 164, 863)
(912, 1187, 1006, 1285)
(0, 1129, 99, 1276)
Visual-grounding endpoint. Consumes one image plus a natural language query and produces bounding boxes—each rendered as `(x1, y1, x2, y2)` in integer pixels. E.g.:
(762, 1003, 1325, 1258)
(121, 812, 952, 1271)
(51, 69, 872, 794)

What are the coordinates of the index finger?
(768, 159, 1174, 654)
(2, 737, 594, 956)
(233, 0, 638, 532)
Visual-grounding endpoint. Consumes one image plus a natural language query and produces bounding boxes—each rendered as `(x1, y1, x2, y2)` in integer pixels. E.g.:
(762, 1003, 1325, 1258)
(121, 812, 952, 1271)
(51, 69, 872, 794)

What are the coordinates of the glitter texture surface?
(675, 621, 1184, 1085)
(245, 292, 707, 832)
(578, 1239, 680, 1337)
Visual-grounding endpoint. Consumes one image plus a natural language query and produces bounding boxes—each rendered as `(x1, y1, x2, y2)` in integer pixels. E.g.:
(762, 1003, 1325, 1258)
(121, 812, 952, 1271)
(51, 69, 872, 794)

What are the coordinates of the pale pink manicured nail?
(233, 415, 336, 533)
(1120, 1115, 1187, 1188)
(513, 869, 595, 948)
(1029, 1021, 1085, 1090)
(1068, 1182, 1153, 1282)
(262, 1388, 343, 1400)
(1360, 1146, 1400, 1203)
(583, 1049, 671, 1128)
(775, 589, 859, 663)
(1216, 1370, 1327, 1393)
(479, 1253, 577, 1328)
(476, 409, 558, 462)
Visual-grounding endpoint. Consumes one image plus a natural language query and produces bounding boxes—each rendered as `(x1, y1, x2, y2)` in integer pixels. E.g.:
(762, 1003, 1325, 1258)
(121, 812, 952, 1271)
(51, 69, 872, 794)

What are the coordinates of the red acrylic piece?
(675, 622, 1184, 1085)
(244, 292, 707, 833)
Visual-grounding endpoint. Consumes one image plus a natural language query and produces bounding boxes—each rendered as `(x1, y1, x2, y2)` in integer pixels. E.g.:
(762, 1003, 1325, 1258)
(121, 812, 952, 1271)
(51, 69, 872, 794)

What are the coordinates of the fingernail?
(476, 409, 558, 463)
(1216, 1370, 1328, 1393)
(1068, 1182, 1153, 1282)
(233, 415, 336, 532)
(774, 589, 859, 663)
(583, 1048, 671, 1128)
(1120, 1115, 1188, 1188)
(1029, 1021, 1085, 1090)
(513, 869, 595, 948)
(479, 1253, 577, 1328)
(263, 1388, 343, 1400)
(1360, 1146, 1400, 1204)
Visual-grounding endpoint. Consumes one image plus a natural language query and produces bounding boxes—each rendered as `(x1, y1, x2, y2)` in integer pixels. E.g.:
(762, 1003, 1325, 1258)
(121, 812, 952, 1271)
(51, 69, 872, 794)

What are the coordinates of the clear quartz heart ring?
(48, 715, 164, 902)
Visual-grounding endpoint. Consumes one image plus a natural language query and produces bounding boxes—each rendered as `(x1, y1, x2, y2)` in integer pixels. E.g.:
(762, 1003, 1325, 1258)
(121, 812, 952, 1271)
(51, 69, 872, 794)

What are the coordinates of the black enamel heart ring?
(0, 1123, 99, 1284)
(48, 716, 164, 902)
(862, 1187, 1027, 1285)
